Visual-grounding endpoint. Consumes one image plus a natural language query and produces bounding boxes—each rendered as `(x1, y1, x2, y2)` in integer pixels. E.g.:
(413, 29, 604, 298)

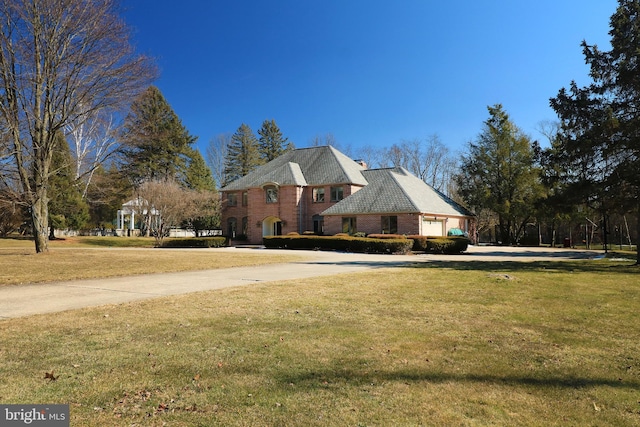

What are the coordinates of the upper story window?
(265, 186, 278, 203)
(313, 187, 325, 203)
(242, 191, 248, 206)
(330, 186, 344, 202)
(227, 193, 237, 206)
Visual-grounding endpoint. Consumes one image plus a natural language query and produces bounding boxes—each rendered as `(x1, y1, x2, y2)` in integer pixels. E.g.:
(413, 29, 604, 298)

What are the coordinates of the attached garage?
(422, 218, 444, 236)
(321, 167, 474, 237)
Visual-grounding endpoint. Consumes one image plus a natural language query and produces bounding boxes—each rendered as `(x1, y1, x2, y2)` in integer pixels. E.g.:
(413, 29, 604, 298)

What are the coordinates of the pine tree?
(258, 119, 293, 162)
(455, 105, 543, 245)
(223, 123, 261, 186)
(550, 0, 640, 262)
(119, 86, 197, 186)
(185, 149, 216, 191)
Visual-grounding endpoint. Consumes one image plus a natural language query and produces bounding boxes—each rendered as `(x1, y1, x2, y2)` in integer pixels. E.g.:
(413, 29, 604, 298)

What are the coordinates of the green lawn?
(0, 259, 638, 426)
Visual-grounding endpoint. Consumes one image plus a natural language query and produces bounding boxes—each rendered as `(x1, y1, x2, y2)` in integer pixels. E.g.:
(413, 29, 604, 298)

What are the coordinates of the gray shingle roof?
(259, 162, 307, 187)
(221, 146, 367, 191)
(321, 167, 473, 217)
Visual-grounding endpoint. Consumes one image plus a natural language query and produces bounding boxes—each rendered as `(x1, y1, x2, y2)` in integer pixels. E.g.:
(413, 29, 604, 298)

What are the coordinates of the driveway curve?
(0, 245, 602, 319)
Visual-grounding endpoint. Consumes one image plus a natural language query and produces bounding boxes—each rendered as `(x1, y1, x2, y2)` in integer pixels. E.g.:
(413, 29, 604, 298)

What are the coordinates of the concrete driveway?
(0, 245, 602, 319)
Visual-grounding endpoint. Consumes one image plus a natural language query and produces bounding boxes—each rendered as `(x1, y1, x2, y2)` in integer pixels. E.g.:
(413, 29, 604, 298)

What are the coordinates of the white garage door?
(422, 220, 444, 236)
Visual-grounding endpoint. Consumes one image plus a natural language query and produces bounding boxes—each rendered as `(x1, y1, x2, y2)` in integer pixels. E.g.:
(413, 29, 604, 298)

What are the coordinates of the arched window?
(265, 185, 278, 203)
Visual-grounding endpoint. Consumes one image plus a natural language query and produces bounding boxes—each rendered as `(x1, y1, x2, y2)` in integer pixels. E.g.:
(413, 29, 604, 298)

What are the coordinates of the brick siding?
(223, 185, 470, 244)
(222, 184, 364, 244)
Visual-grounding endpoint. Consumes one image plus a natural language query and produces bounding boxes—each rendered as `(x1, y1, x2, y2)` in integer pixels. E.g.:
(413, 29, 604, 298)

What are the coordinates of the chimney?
(354, 159, 367, 169)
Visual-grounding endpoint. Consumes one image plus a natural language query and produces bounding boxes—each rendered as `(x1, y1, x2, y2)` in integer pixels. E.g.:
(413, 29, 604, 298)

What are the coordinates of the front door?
(262, 216, 283, 238)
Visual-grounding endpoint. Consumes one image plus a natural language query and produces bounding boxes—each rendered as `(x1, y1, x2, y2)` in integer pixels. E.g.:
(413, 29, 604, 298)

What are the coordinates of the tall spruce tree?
(119, 86, 197, 186)
(455, 105, 544, 245)
(185, 149, 216, 191)
(258, 119, 292, 162)
(550, 0, 640, 262)
(223, 123, 261, 186)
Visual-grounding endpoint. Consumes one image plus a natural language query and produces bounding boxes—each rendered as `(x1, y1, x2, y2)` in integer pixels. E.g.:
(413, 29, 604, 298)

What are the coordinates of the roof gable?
(321, 167, 473, 217)
(259, 162, 307, 187)
(221, 146, 367, 191)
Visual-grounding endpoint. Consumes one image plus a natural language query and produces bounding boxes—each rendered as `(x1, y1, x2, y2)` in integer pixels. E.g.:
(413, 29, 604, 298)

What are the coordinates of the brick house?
(220, 145, 474, 244)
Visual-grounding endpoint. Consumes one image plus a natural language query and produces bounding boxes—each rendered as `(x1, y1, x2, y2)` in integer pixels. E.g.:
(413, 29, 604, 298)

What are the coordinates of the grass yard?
(0, 237, 303, 285)
(0, 258, 638, 426)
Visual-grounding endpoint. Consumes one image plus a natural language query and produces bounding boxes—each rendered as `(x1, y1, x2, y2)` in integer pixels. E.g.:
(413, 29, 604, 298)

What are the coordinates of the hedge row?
(343, 234, 469, 254)
(414, 236, 470, 254)
(162, 236, 228, 248)
(263, 235, 413, 254)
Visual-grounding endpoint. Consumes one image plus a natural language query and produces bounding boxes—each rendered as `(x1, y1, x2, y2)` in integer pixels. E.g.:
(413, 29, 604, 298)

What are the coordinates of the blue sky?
(123, 1, 617, 156)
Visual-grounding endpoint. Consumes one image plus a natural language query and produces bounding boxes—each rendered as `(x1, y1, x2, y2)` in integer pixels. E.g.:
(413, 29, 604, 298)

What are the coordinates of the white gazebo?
(116, 198, 159, 236)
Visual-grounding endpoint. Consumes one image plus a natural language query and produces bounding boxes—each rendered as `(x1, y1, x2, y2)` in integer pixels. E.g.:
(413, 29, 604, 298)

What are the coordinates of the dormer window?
(265, 186, 278, 203)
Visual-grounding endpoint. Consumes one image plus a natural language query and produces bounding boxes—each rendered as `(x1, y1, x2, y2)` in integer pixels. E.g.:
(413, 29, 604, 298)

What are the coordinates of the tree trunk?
(636, 199, 639, 265)
(31, 191, 49, 253)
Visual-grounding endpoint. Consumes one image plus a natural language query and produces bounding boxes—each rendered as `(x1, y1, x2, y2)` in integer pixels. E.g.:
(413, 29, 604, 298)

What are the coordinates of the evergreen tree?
(550, 0, 640, 262)
(48, 132, 90, 237)
(183, 149, 219, 235)
(455, 105, 544, 245)
(223, 123, 261, 186)
(258, 119, 293, 162)
(185, 149, 216, 191)
(119, 86, 197, 186)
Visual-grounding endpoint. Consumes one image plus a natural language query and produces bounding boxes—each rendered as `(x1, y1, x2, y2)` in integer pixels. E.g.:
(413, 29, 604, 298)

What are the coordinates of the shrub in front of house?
(263, 235, 413, 254)
(407, 235, 429, 251)
(367, 234, 408, 240)
(162, 237, 228, 248)
(420, 236, 469, 254)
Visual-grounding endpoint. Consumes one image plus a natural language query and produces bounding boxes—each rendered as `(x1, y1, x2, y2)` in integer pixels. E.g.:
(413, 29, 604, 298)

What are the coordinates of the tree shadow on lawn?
(275, 367, 639, 391)
(411, 259, 639, 274)
(466, 248, 595, 259)
(306, 258, 637, 274)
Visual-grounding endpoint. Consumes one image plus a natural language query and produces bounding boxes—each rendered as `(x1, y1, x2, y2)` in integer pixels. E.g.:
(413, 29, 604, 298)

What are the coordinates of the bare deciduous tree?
(137, 180, 219, 246)
(137, 180, 188, 246)
(65, 108, 119, 198)
(308, 133, 352, 157)
(206, 133, 231, 189)
(0, 0, 155, 252)
(376, 135, 456, 194)
(354, 145, 385, 169)
(184, 189, 221, 237)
